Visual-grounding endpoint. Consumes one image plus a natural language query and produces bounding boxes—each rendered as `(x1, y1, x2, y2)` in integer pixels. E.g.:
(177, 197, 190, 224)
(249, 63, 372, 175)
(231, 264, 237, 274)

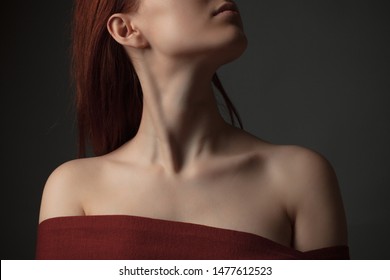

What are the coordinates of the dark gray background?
(1, 1, 389, 259)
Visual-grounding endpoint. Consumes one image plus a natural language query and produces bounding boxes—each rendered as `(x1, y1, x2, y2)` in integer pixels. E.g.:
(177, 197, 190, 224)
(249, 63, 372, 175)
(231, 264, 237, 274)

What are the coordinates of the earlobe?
(107, 13, 149, 49)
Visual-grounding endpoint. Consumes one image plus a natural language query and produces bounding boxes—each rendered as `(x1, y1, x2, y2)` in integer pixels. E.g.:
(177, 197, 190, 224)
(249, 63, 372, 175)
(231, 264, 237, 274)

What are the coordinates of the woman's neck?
(124, 56, 233, 176)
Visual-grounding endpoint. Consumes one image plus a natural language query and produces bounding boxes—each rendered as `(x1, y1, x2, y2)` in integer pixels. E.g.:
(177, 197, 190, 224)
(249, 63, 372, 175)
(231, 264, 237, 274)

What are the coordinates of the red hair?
(72, 0, 243, 157)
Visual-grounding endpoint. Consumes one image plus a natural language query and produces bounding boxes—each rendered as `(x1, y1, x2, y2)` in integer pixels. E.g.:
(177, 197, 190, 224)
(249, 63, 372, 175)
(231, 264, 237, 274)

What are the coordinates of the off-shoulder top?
(35, 215, 349, 260)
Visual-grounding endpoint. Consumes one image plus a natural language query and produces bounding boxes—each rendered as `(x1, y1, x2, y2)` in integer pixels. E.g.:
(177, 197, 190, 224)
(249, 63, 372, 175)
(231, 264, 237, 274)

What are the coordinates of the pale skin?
(39, 0, 348, 252)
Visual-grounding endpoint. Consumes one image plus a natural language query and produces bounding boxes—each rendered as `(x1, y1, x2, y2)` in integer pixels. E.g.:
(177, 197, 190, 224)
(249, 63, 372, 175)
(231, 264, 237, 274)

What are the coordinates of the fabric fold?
(36, 215, 349, 260)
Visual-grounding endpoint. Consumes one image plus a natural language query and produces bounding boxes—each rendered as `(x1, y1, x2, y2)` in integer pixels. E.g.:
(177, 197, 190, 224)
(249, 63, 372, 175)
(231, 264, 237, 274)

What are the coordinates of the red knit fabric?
(36, 215, 349, 260)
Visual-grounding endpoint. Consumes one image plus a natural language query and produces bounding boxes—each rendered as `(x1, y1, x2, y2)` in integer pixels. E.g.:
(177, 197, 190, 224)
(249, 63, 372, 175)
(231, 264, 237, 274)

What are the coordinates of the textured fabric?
(36, 215, 349, 260)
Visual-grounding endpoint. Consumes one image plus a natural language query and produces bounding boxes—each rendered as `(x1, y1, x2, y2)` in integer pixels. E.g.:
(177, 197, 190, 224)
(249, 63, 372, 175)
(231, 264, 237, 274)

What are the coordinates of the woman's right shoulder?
(38, 157, 102, 224)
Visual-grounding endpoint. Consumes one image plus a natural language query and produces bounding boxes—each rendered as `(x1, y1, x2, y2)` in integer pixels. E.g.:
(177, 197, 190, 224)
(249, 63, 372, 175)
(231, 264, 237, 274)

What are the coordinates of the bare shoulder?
(268, 144, 337, 181)
(258, 143, 348, 251)
(38, 157, 102, 224)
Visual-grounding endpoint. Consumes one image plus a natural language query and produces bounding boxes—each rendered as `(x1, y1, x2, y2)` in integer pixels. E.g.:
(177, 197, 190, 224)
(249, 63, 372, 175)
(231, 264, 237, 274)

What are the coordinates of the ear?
(107, 13, 149, 49)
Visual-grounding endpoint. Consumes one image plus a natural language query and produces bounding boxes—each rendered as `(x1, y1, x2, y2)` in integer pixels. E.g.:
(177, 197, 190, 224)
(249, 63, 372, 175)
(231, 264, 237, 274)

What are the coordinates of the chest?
(82, 165, 293, 247)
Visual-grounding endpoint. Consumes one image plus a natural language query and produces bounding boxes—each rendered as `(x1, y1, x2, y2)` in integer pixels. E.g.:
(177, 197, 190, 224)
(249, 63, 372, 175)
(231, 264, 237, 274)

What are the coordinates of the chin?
(217, 30, 248, 65)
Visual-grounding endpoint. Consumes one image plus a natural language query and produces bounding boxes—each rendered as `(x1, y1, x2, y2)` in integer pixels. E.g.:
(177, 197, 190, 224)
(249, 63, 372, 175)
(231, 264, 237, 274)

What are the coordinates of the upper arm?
(280, 146, 348, 252)
(38, 161, 86, 224)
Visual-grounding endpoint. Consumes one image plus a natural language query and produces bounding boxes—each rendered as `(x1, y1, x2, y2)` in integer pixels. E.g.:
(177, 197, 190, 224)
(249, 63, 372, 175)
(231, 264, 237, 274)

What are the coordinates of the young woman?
(36, 0, 349, 259)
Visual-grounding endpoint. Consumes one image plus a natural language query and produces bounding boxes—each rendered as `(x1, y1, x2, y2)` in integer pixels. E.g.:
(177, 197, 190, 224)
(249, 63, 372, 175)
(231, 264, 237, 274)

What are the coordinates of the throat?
(128, 84, 230, 175)
(122, 60, 231, 175)
(144, 115, 230, 176)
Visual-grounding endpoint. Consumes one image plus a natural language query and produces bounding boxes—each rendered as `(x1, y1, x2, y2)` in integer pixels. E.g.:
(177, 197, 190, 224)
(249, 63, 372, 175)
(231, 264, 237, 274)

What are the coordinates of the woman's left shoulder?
(268, 144, 336, 178)
(256, 143, 348, 251)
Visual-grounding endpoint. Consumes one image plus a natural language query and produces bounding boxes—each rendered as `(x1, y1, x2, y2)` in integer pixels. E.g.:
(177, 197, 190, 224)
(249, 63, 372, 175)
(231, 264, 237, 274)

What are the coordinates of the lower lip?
(215, 10, 239, 17)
